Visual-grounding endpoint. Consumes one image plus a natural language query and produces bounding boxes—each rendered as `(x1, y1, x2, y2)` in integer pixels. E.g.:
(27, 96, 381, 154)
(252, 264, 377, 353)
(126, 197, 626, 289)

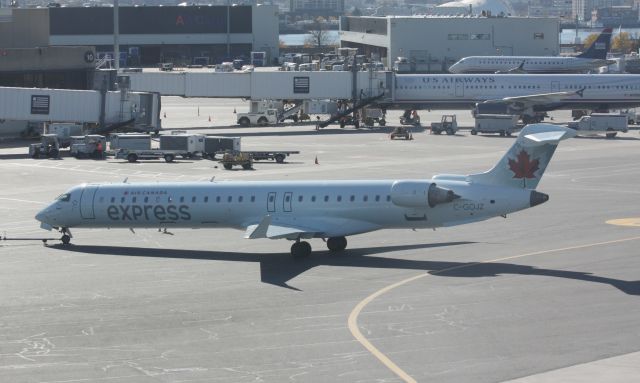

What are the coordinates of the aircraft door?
(283, 192, 292, 212)
(455, 81, 464, 97)
(267, 192, 276, 213)
(551, 81, 560, 92)
(80, 185, 98, 219)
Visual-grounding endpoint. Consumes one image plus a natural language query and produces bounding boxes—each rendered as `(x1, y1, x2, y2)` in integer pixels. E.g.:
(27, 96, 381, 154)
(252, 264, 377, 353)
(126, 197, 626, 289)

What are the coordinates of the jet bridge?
(0, 86, 161, 133)
(126, 70, 392, 102)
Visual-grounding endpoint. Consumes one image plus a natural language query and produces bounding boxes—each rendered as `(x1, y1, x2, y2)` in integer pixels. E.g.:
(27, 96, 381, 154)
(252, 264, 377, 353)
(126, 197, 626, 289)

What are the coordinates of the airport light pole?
(114, 0, 120, 71)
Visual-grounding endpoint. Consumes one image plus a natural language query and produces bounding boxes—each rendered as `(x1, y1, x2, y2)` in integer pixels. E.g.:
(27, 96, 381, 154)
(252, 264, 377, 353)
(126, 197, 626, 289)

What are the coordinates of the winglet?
(245, 215, 272, 239)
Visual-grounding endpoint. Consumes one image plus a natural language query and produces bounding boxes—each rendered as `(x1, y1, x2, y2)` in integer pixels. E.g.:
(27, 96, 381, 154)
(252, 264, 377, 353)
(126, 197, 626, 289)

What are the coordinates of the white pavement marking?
(502, 351, 640, 383)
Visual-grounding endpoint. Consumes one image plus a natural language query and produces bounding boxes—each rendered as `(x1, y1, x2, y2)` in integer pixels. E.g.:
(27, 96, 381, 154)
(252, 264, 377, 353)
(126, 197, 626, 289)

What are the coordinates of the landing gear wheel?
(327, 236, 347, 252)
(61, 234, 71, 245)
(470, 129, 477, 135)
(291, 241, 312, 258)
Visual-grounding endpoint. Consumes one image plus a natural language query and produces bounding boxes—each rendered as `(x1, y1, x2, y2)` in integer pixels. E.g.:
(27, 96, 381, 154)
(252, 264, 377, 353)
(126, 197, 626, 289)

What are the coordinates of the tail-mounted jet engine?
(391, 181, 460, 208)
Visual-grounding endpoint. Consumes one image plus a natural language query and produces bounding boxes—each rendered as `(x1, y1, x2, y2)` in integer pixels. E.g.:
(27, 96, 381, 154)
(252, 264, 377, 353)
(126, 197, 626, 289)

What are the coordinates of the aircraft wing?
(496, 61, 526, 74)
(244, 215, 324, 240)
(481, 89, 583, 110)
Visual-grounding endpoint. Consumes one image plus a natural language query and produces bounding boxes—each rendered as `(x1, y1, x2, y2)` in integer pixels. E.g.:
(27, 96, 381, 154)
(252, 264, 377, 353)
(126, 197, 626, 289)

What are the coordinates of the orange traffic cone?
(314, 156, 319, 165)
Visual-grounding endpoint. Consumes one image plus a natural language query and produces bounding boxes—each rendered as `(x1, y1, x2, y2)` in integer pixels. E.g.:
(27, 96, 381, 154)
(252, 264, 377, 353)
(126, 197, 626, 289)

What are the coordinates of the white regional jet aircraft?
(392, 73, 640, 123)
(448, 28, 613, 74)
(36, 125, 574, 257)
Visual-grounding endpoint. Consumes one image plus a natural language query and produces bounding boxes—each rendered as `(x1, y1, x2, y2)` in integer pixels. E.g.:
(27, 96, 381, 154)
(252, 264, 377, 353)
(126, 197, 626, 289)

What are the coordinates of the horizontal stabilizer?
(522, 125, 576, 146)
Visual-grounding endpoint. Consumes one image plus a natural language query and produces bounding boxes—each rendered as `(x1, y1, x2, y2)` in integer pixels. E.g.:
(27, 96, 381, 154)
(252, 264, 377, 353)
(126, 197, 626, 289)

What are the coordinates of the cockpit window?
(56, 193, 71, 202)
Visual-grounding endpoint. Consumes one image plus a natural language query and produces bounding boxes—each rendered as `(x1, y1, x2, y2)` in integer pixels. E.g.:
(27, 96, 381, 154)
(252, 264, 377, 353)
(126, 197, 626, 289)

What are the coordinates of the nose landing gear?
(59, 228, 72, 245)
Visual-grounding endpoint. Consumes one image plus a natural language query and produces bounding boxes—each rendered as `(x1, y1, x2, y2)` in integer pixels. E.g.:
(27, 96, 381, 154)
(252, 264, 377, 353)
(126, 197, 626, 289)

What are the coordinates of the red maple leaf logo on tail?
(508, 150, 539, 179)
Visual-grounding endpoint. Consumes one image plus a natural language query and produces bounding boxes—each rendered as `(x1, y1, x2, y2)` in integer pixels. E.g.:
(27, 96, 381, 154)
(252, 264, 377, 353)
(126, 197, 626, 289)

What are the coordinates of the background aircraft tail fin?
(468, 124, 575, 189)
(578, 28, 612, 60)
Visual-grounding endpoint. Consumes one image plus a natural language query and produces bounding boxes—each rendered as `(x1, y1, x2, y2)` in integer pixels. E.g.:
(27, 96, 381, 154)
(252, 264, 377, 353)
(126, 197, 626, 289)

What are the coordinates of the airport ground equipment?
(115, 148, 185, 163)
(472, 114, 519, 136)
(109, 133, 152, 151)
(220, 151, 253, 170)
(278, 103, 303, 122)
(203, 136, 241, 159)
(159, 134, 205, 158)
(430, 115, 458, 135)
(247, 150, 300, 163)
(390, 126, 413, 140)
(361, 107, 386, 127)
(400, 110, 421, 126)
(567, 113, 628, 138)
(70, 135, 107, 158)
(236, 109, 278, 126)
(29, 134, 61, 159)
(316, 93, 385, 129)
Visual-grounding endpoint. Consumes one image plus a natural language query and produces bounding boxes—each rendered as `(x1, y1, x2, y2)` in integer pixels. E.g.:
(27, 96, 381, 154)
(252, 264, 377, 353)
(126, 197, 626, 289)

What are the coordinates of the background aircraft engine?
(391, 181, 459, 208)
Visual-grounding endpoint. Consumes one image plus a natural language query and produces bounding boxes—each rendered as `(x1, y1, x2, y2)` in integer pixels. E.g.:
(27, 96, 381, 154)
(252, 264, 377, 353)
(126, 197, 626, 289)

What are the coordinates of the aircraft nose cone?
(35, 209, 48, 223)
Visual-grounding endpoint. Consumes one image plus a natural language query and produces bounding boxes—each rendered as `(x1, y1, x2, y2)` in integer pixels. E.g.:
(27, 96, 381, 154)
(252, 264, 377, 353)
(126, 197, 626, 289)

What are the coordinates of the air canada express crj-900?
(36, 125, 574, 257)
(391, 73, 640, 123)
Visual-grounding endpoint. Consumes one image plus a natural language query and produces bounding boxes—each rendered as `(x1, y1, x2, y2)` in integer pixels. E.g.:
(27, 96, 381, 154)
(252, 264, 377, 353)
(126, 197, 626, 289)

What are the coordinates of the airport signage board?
(31, 95, 50, 115)
(50, 6, 252, 35)
(293, 77, 310, 94)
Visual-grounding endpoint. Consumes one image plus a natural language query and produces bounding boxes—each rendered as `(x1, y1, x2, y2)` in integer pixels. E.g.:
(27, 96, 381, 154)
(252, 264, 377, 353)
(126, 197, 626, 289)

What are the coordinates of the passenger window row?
(103, 195, 257, 204)
(100, 194, 393, 205)
(295, 194, 390, 203)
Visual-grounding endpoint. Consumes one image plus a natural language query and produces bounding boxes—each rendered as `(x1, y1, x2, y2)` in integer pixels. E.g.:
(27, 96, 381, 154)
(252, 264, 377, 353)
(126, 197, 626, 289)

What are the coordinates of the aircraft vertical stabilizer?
(469, 124, 575, 189)
(577, 28, 612, 60)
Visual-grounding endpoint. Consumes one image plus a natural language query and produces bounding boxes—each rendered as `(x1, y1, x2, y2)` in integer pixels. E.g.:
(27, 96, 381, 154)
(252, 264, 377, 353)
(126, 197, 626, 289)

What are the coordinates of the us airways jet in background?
(391, 73, 640, 123)
(448, 28, 613, 74)
(36, 125, 574, 258)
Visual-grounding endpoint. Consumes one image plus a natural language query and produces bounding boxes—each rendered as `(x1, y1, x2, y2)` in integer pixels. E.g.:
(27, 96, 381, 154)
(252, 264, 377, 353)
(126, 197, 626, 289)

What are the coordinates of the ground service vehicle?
(29, 134, 60, 158)
(567, 113, 628, 138)
(109, 133, 151, 151)
(70, 135, 107, 158)
(361, 108, 386, 127)
(115, 149, 185, 163)
(220, 151, 253, 170)
(472, 114, 519, 136)
(159, 134, 205, 158)
(431, 115, 458, 135)
(390, 126, 413, 140)
(203, 136, 241, 159)
(237, 109, 278, 127)
(248, 150, 300, 163)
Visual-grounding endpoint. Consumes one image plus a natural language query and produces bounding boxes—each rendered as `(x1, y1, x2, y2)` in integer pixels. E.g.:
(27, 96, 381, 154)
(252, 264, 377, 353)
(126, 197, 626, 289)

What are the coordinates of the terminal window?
(471, 34, 490, 40)
(448, 34, 469, 40)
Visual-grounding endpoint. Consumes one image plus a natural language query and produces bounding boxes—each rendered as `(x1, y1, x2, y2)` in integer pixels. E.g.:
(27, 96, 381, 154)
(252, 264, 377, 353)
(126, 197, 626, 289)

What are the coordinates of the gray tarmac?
(0, 97, 639, 382)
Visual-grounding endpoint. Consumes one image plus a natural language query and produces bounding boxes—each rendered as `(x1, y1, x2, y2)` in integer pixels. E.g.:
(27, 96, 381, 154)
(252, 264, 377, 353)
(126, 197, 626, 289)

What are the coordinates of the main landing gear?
(289, 236, 348, 257)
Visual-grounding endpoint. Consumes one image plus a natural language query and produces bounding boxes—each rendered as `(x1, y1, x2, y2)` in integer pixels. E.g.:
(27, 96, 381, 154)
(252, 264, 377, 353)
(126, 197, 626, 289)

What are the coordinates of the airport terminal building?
(0, 5, 279, 67)
(339, 16, 560, 72)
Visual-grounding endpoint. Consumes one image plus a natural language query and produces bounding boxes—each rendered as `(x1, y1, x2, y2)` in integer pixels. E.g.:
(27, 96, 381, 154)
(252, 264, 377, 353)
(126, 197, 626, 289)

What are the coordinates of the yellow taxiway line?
(348, 235, 640, 383)
(606, 218, 640, 227)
